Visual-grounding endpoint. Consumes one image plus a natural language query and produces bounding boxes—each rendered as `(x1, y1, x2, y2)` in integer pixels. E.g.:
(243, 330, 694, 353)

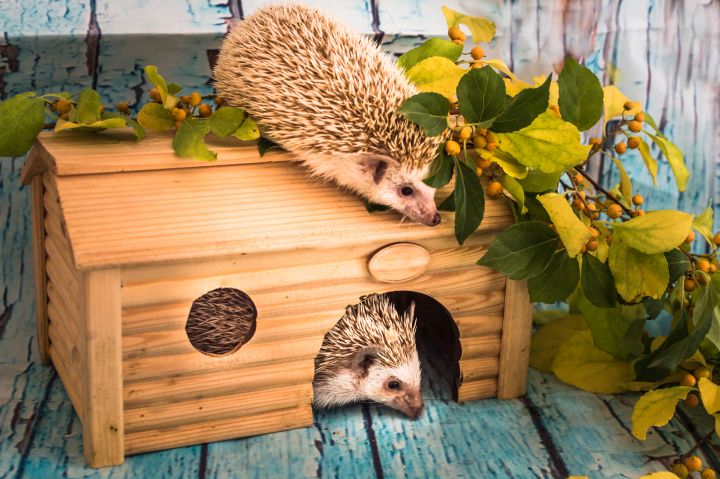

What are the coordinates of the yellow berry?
(470, 46, 485, 60)
(711, 263, 718, 273)
(701, 468, 717, 479)
(589, 227, 600, 238)
(180, 95, 191, 105)
(189, 92, 202, 107)
(606, 234, 613, 245)
(672, 463, 689, 479)
(683, 456, 703, 473)
(448, 26, 465, 41)
(485, 131, 497, 143)
(628, 120, 643, 133)
(150, 87, 162, 101)
(684, 393, 700, 408)
(607, 204, 623, 219)
(213, 96, 224, 106)
(634, 209, 645, 217)
(634, 112, 645, 122)
(471, 61, 484, 69)
(632, 194, 644, 206)
(56, 98, 72, 114)
(615, 142, 627, 154)
(485, 142, 498, 151)
(697, 259, 711, 273)
(685, 230, 696, 244)
(575, 173, 585, 185)
(99, 105, 105, 114)
(198, 103, 212, 117)
(174, 120, 182, 129)
(487, 181, 503, 198)
(477, 158, 492, 169)
(572, 198, 584, 210)
(698, 274, 709, 286)
(459, 126, 473, 140)
(476, 167, 483, 176)
(623, 100, 638, 111)
(628, 137, 641, 149)
(445, 140, 461, 156)
(117, 101, 130, 113)
(59, 113, 69, 121)
(473, 135, 487, 149)
(684, 278, 697, 292)
(694, 367, 711, 380)
(452, 39, 464, 45)
(589, 137, 603, 146)
(171, 107, 187, 121)
(586, 239, 598, 252)
(713, 232, 720, 245)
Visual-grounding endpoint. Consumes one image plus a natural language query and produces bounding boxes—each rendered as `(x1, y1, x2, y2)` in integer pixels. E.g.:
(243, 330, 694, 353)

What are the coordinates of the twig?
(686, 430, 715, 456)
(575, 166, 634, 216)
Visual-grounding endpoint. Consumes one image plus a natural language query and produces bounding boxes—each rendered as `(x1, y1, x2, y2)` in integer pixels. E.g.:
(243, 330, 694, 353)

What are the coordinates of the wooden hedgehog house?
(20, 130, 532, 467)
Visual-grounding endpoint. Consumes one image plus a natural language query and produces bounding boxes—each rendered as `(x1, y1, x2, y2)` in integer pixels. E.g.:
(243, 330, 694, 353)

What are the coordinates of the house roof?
(23, 130, 513, 270)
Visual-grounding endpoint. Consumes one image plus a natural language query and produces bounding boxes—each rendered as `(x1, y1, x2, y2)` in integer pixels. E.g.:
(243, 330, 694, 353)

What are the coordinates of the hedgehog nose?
(431, 213, 441, 226)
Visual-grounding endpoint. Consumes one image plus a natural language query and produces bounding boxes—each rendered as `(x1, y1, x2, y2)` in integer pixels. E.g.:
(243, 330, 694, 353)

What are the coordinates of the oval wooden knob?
(367, 243, 430, 283)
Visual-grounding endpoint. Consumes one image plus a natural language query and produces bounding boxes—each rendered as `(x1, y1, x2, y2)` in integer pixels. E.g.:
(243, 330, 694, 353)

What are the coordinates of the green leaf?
(453, 158, 485, 245)
(172, 117, 216, 162)
(397, 92, 450, 137)
(551, 330, 634, 394)
(491, 75, 551, 133)
(438, 192, 455, 212)
(581, 253, 618, 307)
(424, 146, 454, 187)
(0, 92, 46, 157)
(125, 118, 146, 141)
(635, 285, 717, 381)
(612, 210, 693, 254)
(692, 205, 714, 246)
(530, 314, 588, 372)
(55, 117, 127, 132)
(611, 157, 633, 201)
(441, 6, 496, 43)
(528, 251, 579, 303)
(497, 112, 591, 173)
(576, 288, 630, 359)
(406, 57, 467, 99)
(397, 38, 463, 71)
(258, 137, 281, 157)
(477, 221, 558, 279)
(649, 133, 689, 192)
(557, 58, 603, 131)
(499, 175, 526, 214)
(631, 386, 693, 440)
(76, 88, 102, 124)
(167, 83, 182, 95)
(137, 102, 175, 131)
(209, 106, 246, 138)
(145, 65, 179, 109)
(233, 117, 260, 141)
(537, 192, 593, 257)
(457, 66, 506, 126)
(609, 238, 669, 302)
(636, 138, 658, 186)
(665, 249, 690, 285)
(517, 169, 562, 192)
(491, 150, 528, 179)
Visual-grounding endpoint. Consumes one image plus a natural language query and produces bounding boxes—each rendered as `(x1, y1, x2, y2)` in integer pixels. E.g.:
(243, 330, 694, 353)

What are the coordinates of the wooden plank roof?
(22, 131, 513, 270)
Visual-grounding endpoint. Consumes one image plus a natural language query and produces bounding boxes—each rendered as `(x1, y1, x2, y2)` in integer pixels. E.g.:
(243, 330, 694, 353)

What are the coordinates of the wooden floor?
(0, 160, 718, 479)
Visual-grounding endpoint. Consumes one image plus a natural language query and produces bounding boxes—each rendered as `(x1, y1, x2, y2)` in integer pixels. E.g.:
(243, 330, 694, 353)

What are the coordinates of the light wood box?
(21, 130, 532, 468)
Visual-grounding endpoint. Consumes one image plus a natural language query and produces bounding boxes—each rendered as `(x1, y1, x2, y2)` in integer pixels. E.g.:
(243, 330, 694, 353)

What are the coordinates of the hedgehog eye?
(387, 380, 401, 390)
(400, 186, 414, 197)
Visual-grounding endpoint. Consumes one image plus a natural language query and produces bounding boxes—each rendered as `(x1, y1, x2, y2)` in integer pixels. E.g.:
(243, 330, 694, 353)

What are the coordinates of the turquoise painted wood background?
(1, 1, 719, 477)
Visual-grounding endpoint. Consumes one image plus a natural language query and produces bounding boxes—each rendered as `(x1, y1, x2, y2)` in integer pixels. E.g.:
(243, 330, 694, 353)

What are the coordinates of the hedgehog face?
(357, 155, 441, 227)
(362, 351, 423, 419)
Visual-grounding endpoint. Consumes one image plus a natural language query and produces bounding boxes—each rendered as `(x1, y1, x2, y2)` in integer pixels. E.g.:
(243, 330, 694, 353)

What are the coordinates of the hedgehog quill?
(214, 4, 442, 226)
(313, 294, 424, 419)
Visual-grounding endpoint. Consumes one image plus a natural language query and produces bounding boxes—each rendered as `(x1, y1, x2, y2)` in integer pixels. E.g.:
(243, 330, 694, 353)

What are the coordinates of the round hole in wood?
(186, 288, 257, 356)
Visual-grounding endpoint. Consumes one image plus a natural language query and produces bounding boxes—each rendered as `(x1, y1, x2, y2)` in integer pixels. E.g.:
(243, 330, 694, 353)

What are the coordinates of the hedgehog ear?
(350, 346, 380, 375)
(359, 154, 394, 184)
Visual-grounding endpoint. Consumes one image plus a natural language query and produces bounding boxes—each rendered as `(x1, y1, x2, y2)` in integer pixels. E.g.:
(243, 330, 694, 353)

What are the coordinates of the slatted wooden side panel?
(120, 230, 511, 454)
(42, 173, 85, 423)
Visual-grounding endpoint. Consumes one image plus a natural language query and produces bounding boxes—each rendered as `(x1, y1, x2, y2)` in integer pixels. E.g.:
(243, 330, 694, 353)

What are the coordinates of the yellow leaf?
(612, 210, 693, 254)
(483, 58, 518, 81)
(497, 112, 591, 173)
(603, 85, 641, 128)
(649, 134, 689, 192)
(698, 377, 720, 415)
(637, 138, 658, 186)
(608, 238, 669, 302)
(529, 315, 587, 372)
(692, 206, 714, 247)
(406, 57, 467, 99)
(504, 78, 532, 97)
(611, 157, 632, 202)
(631, 386, 692, 440)
(538, 193, 593, 257)
(492, 150, 528, 178)
(441, 5, 496, 43)
(551, 330, 634, 394)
